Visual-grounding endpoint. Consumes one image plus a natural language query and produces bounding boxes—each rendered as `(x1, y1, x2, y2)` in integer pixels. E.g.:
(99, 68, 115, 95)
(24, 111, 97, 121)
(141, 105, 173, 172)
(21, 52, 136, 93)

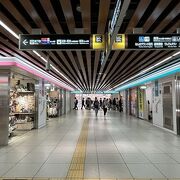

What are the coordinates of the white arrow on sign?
(23, 39, 28, 45)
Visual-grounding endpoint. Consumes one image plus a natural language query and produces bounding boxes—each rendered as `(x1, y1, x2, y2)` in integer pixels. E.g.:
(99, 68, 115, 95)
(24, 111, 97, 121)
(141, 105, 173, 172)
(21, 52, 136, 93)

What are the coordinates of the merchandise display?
(9, 74, 36, 136)
(47, 90, 59, 118)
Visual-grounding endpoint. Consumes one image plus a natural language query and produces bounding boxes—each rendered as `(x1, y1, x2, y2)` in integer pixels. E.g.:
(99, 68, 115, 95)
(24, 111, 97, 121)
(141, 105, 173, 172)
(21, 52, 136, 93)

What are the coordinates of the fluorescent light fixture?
(50, 65, 79, 89)
(32, 50, 47, 63)
(172, 51, 180, 56)
(110, 0, 122, 34)
(0, 20, 19, 39)
(140, 85, 147, 89)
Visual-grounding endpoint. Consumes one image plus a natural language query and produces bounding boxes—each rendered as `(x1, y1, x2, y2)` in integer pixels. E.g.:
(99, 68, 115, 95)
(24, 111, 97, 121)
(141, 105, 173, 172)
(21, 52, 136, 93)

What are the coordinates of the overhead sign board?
(112, 34, 180, 50)
(127, 34, 180, 49)
(112, 34, 125, 50)
(19, 34, 105, 50)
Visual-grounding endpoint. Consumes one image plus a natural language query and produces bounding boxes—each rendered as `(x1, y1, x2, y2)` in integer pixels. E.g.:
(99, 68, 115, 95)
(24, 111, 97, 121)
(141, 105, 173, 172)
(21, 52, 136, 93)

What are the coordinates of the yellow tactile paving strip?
(66, 118, 89, 178)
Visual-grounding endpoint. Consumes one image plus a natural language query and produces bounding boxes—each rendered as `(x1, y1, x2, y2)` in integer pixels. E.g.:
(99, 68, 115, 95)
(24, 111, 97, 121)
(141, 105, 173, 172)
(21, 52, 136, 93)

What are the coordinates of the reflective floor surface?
(0, 110, 180, 179)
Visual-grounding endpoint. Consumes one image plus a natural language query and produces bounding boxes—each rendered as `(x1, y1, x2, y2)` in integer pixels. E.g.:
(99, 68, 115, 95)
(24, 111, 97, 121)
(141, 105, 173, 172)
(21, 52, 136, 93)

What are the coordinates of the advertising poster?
(138, 89, 144, 118)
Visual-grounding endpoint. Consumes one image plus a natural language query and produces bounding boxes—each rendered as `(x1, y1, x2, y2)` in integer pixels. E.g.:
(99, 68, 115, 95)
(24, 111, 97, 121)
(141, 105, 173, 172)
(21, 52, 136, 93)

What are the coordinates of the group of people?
(73, 96, 123, 116)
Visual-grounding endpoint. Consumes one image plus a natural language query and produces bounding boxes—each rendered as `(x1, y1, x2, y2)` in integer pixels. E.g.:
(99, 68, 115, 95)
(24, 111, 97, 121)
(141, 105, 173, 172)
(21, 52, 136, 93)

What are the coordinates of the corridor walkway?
(0, 110, 180, 179)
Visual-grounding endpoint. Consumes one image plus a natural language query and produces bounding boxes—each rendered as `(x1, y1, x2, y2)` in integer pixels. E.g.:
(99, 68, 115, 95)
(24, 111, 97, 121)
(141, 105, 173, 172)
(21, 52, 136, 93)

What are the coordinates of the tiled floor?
(0, 109, 180, 179)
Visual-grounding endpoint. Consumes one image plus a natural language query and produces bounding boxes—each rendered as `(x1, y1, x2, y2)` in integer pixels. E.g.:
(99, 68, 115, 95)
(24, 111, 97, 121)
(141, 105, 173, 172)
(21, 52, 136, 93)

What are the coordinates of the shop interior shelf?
(10, 112, 35, 115)
(10, 91, 35, 93)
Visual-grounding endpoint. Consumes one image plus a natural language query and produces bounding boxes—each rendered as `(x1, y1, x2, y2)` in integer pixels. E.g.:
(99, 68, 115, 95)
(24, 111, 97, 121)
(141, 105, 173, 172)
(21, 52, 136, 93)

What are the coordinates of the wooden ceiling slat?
(109, 51, 175, 88)
(19, 0, 49, 34)
(101, 50, 174, 89)
(0, 12, 21, 35)
(0, 39, 44, 69)
(0, 13, 76, 90)
(101, 52, 119, 83)
(96, 51, 129, 89)
(80, 0, 91, 33)
(1, 0, 32, 33)
(99, 0, 178, 90)
(48, 52, 83, 90)
(92, 0, 111, 90)
(153, 2, 180, 33)
(0, 26, 46, 67)
(0, 49, 12, 57)
(96, 51, 120, 89)
(97, 0, 151, 88)
(126, 0, 151, 33)
(80, 0, 91, 90)
(143, 0, 172, 32)
(98, 51, 140, 89)
(166, 20, 180, 33)
(39, 0, 63, 34)
(19, 0, 78, 88)
(92, 51, 100, 91)
(97, 0, 111, 33)
(57, 52, 82, 87)
(1, 0, 179, 91)
(55, 0, 87, 90)
(59, 0, 76, 34)
(86, 51, 91, 90)
(76, 51, 88, 90)
(65, 51, 86, 90)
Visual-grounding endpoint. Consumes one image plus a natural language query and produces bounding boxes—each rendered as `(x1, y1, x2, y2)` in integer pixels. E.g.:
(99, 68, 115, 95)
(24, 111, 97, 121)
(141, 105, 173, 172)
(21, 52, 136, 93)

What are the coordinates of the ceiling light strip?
(0, 20, 19, 39)
(115, 62, 180, 92)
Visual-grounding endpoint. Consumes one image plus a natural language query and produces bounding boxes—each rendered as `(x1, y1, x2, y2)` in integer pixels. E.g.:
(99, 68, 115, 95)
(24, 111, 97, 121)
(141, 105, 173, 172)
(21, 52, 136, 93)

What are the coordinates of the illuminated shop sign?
(19, 34, 105, 50)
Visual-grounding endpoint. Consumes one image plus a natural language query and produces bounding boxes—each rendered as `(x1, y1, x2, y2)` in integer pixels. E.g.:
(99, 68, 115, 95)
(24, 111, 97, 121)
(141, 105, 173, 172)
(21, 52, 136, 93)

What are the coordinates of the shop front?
(130, 88, 138, 117)
(0, 57, 73, 145)
(9, 73, 37, 138)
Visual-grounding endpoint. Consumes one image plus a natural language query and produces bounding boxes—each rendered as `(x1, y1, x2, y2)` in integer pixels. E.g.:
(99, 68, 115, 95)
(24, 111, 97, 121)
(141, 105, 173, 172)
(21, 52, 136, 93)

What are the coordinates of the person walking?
(103, 98, 108, 116)
(108, 98, 112, 110)
(93, 97, 99, 116)
(73, 97, 78, 110)
(119, 96, 123, 112)
(81, 98, 85, 109)
(113, 98, 116, 110)
(100, 98, 102, 109)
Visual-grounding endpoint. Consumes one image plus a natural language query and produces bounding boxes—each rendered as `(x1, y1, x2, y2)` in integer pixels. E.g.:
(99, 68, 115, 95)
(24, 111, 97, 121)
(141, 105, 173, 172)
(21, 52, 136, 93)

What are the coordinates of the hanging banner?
(19, 34, 105, 50)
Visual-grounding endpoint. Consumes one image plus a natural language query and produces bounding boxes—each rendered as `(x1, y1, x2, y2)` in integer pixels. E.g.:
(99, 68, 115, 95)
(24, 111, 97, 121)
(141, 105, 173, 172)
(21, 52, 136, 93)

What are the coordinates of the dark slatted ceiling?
(0, 0, 179, 91)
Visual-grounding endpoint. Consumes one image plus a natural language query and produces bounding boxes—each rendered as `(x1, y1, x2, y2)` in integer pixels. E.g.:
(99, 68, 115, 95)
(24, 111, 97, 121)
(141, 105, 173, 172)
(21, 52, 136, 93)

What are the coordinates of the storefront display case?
(9, 73, 37, 136)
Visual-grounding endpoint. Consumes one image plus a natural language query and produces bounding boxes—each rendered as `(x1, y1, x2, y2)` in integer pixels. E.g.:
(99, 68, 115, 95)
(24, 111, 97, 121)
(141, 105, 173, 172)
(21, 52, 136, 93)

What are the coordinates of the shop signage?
(19, 34, 105, 50)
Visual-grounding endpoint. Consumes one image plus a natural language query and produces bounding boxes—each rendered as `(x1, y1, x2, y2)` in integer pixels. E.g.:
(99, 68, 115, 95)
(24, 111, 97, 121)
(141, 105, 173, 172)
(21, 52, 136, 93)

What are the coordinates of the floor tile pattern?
(0, 110, 180, 179)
